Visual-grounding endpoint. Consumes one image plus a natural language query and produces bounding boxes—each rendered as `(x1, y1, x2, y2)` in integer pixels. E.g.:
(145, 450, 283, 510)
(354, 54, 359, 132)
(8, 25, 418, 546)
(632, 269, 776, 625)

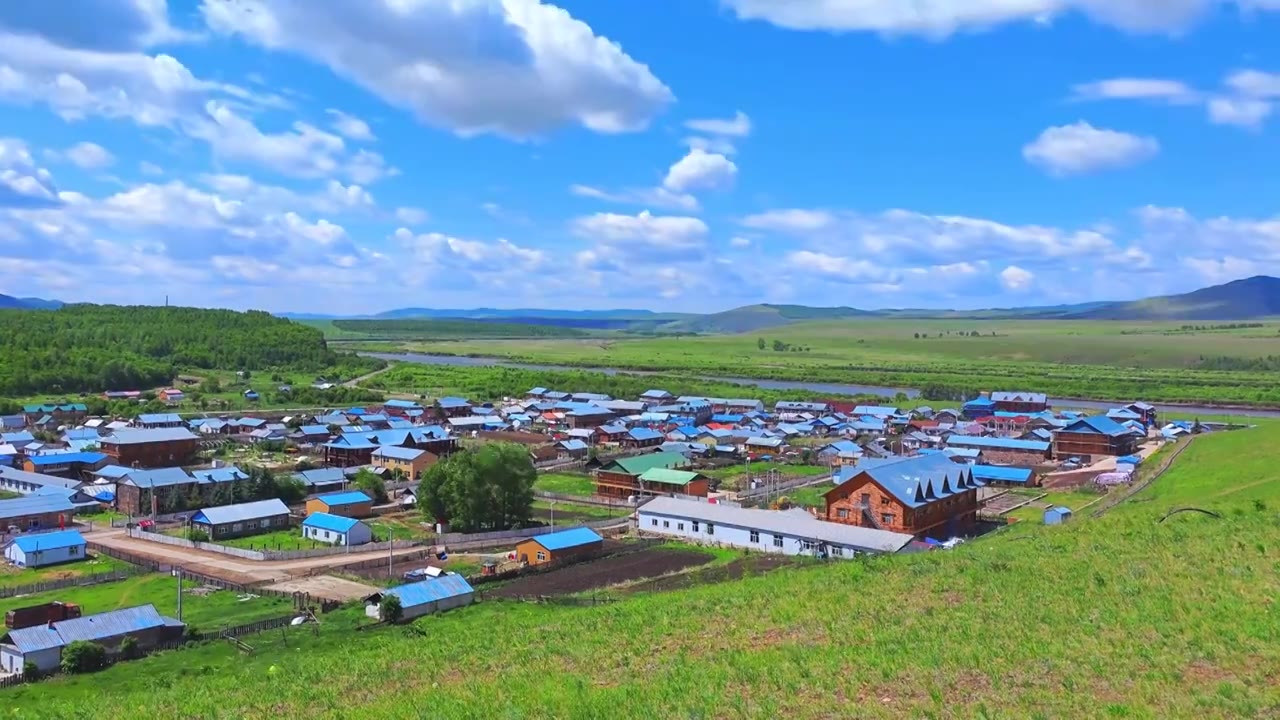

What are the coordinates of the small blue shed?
(1043, 505, 1073, 525)
(4, 529, 87, 568)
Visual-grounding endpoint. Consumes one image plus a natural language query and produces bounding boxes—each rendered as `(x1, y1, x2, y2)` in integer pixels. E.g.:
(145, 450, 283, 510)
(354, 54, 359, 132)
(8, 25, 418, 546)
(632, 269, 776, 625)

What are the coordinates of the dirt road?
(86, 528, 433, 584)
(343, 364, 393, 388)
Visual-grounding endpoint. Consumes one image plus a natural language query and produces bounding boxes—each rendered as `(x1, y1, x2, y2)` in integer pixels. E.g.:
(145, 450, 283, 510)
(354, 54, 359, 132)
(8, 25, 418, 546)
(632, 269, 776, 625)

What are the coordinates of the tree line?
(0, 304, 362, 396)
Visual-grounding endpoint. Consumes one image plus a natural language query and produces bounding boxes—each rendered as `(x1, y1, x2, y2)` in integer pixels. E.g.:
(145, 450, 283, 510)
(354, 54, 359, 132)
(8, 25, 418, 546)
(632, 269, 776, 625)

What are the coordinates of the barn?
(364, 574, 475, 621)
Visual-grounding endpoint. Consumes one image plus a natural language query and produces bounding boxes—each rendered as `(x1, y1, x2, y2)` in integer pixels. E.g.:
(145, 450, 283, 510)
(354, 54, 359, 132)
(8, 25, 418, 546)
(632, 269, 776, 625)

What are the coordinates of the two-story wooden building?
(990, 392, 1049, 414)
(593, 452, 695, 500)
(98, 428, 199, 469)
(370, 445, 438, 479)
(323, 427, 457, 468)
(1053, 416, 1141, 459)
(823, 454, 982, 539)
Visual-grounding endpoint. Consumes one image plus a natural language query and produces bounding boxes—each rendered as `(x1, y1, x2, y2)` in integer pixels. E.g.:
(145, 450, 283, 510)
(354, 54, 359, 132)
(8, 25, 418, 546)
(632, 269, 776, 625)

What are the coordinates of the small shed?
(3, 529, 87, 568)
(1044, 505, 1073, 525)
(305, 490, 373, 519)
(364, 574, 475, 622)
(301, 512, 372, 547)
(515, 527, 603, 566)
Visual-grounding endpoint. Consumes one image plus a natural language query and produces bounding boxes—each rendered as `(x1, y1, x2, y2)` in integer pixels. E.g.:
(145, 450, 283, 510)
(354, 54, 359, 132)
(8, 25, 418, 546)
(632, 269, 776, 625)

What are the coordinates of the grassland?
(357, 317, 1280, 405)
(0, 555, 128, 589)
(9, 422, 1280, 718)
(0, 572, 293, 631)
(533, 473, 596, 497)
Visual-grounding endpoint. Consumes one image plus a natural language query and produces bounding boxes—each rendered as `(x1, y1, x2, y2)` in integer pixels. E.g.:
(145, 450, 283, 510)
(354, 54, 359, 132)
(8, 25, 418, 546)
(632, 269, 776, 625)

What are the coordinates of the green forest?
(0, 305, 366, 396)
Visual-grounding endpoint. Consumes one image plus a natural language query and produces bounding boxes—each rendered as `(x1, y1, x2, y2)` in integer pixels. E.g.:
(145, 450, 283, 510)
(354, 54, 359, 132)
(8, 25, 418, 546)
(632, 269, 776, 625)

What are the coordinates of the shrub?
(22, 661, 39, 682)
(61, 641, 107, 674)
(379, 594, 404, 624)
(119, 635, 141, 660)
(185, 528, 210, 542)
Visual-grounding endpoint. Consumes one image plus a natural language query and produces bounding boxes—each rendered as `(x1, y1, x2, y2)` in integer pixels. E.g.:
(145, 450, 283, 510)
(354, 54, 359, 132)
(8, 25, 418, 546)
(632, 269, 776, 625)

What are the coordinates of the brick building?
(114, 465, 252, 516)
(99, 428, 199, 468)
(1053, 416, 1141, 459)
(0, 494, 75, 532)
(943, 435, 1051, 465)
(824, 454, 981, 539)
(990, 392, 1049, 414)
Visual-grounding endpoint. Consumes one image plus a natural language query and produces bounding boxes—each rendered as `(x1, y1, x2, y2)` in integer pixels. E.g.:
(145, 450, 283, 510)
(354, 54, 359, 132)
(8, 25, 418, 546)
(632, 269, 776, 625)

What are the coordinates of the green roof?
(602, 452, 690, 476)
(637, 468, 702, 487)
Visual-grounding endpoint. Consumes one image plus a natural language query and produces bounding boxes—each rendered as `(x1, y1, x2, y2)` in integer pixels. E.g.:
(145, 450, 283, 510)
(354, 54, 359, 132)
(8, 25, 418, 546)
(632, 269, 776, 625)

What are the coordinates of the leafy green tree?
(418, 443, 536, 532)
(353, 468, 389, 504)
(273, 476, 308, 505)
(757, 337, 766, 350)
(119, 636, 141, 660)
(61, 641, 107, 674)
(378, 594, 404, 624)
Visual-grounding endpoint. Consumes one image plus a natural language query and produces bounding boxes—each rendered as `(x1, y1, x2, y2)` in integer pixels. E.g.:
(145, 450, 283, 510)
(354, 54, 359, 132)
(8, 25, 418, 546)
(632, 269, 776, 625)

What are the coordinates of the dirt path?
(343, 364, 394, 388)
(87, 528, 432, 584)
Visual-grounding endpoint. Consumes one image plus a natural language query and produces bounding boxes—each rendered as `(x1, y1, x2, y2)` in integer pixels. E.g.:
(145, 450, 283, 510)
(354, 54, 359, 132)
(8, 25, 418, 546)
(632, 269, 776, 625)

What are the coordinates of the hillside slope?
(1074, 275, 1280, 320)
(13, 428, 1280, 718)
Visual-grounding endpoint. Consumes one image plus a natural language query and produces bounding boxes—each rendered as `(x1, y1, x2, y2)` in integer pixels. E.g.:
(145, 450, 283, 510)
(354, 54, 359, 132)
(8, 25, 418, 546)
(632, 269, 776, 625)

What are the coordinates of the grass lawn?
(1004, 488, 1107, 523)
(533, 473, 596, 497)
(75, 510, 124, 527)
(531, 499, 625, 523)
(704, 462, 829, 491)
(0, 554, 129, 589)
(777, 485, 831, 509)
(0, 572, 293, 631)
(9, 422, 1280, 718)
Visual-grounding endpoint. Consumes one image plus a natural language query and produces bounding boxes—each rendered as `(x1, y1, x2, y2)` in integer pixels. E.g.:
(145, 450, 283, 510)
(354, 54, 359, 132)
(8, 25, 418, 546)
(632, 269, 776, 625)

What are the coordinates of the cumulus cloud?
(572, 210, 708, 251)
(200, 0, 674, 138)
(720, 0, 1274, 36)
(0, 137, 60, 208)
(326, 108, 375, 142)
(1022, 121, 1159, 176)
(59, 141, 115, 169)
(663, 148, 738, 193)
(395, 206, 429, 225)
(999, 265, 1035, 291)
(684, 111, 752, 137)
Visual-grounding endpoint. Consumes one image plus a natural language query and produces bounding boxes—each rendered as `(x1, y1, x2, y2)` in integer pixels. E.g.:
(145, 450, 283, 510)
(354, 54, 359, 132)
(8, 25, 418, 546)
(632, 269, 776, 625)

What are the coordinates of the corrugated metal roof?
(558, 439, 588, 451)
(138, 413, 181, 424)
(372, 446, 427, 461)
(638, 468, 701, 487)
(103, 428, 198, 445)
(627, 427, 662, 441)
(298, 467, 346, 486)
(0, 466, 82, 488)
(839, 454, 980, 509)
(1062, 416, 1131, 437)
(28, 452, 106, 467)
(8, 604, 173, 653)
(123, 466, 195, 488)
(525, 527, 602, 551)
(11, 529, 86, 552)
(0, 494, 75, 520)
(970, 465, 1034, 483)
(990, 391, 1048, 404)
(603, 452, 690, 476)
(382, 574, 474, 608)
(946, 436, 1050, 451)
(192, 499, 289, 526)
(314, 491, 371, 507)
(303, 512, 361, 532)
(640, 497, 913, 554)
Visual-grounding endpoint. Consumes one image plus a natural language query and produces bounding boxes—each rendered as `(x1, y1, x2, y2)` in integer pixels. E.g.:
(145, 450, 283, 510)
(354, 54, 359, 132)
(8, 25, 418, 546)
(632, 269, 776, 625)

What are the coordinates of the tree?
(756, 337, 766, 350)
(273, 475, 308, 505)
(119, 635, 141, 660)
(772, 340, 786, 352)
(22, 661, 39, 681)
(61, 641, 108, 674)
(418, 443, 536, 532)
(379, 594, 404, 624)
(913, 333, 920, 339)
(353, 468, 388, 504)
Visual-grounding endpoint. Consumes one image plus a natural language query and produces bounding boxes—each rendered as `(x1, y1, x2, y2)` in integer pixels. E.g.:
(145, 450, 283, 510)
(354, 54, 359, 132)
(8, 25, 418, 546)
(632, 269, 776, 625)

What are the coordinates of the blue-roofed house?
(1, 431, 35, 450)
(4, 529, 87, 568)
(364, 574, 475, 621)
(623, 427, 664, 449)
(22, 451, 108, 479)
(515, 527, 603, 565)
(0, 603, 183, 673)
(0, 493, 76, 531)
(639, 389, 674, 403)
(305, 490, 373, 518)
(371, 445, 437, 479)
(295, 424, 332, 442)
(944, 435, 1052, 465)
(436, 396, 472, 417)
(826, 454, 982, 539)
(775, 401, 830, 415)
(961, 396, 997, 419)
(970, 465, 1037, 487)
(295, 467, 349, 494)
(1054, 416, 1142, 458)
(190, 498, 290, 540)
(302, 512, 372, 546)
(818, 439, 863, 466)
(990, 392, 1050, 413)
(384, 399, 423, 414)
(556, 439, 589, 459)
(853, 405, 900, 418)
(137, 413, 182, 429)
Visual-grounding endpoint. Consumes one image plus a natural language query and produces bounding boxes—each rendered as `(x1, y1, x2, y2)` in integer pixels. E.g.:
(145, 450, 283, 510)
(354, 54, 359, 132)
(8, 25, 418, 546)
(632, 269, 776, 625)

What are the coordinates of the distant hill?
(0, 294, 61, 310)
(1072, 276, 1280, 320)
(660, 304, 871, 334)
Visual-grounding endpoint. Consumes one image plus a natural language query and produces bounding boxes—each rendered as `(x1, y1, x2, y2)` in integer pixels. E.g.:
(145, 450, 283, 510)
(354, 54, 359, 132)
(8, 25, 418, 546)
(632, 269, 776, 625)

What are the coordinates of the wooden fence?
(122, 527, 423, 561)
(0, 566, 145, 599)
(1090, 437, 1194, 518)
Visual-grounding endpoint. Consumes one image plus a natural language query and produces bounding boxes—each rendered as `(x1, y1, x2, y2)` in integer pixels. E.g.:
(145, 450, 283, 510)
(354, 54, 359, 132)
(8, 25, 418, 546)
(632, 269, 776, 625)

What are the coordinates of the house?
(775, 401, 830, 415)
(944, 436, 1052, 465)
(21, 403, 87, 424)
(324, 426, 457, 468)
(23, 452, 108, 479)
(0, 604, 184, 674)
(1044, 505, 1073, 525)
(0, 494, 75, 532)
(3, 529, 87, 568)
(1125, 401, 1158, 426)
(970, 465, 1037, 487)
(371, 445, 437, 480)
(1053, 416, 1141, 459)
(190, 499, 291, 541)
(555, 439, 589, 460)
(990, 391, 1049, 414)
(295, 425, 332, 443)
(745, 436, 785, 456)
(159, 389, 185, 405)
(853, 405, 900, 418)
(137, 413, 183, 429)
(639, 497, 913, 558)
(637, 468, 710, 498)
(435, 397, 472, 418)
(515, 527, 604, 565)
(383, 399, 423, 416)
(302, 512, 372, 546)
(293, 467, 350, 494)
(622, 427, 664, 449)
(567, 406, 617, 429)
(724, 399, 765, 413)
(825, 454, 982, 539)
(933, 409, 961, 424)
(961, 396, 996, 419)
(818, 440, 863, 466)
(197, 419, 233, 436)
(103, 390, 141, 400)
(305, 490, 374, 519)
(593, 452, 693, 500)
(364, 574, 475, 621)
(99, 428, 199, 469)
(1, 431, 35, 451)
(0, 466, 83, 496)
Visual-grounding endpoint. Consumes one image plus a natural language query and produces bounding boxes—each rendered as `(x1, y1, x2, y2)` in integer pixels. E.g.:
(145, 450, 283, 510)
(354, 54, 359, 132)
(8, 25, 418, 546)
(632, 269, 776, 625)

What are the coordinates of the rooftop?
(601, 452, 691, 476)
(527, 526, 603, 552)
(946, 436, 1051, 452)
(102, 427, 198, 445)
(836, 454, 981, 509)
(302, 512, 362, 533)
(0, 493, 75, 520)
(10, 529, 86, 552)
(379, 574, 474, 607)
(191, 498, 290, 526)
(372, 445, 428, 461)
(637, 468, 702, 487)
(314, 490, 372, 507)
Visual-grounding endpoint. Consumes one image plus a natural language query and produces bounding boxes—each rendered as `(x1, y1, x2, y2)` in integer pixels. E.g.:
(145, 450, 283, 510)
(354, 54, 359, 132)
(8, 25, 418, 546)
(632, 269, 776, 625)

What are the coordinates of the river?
(360, 351, 1280, 419)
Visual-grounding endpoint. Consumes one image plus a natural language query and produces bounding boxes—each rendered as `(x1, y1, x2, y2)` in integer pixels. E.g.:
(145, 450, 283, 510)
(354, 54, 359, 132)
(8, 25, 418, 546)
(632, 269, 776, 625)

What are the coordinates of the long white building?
(637, 497, 914, 559)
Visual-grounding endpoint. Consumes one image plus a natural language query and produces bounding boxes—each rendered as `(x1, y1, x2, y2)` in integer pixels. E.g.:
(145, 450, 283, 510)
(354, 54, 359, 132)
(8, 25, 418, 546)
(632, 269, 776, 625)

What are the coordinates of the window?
(706, 523, 714, 536)
(232, 523, 242, 533)
(836, 508, 849, 519)
(691, 521, 699, 532)
(651, 519, 658, 527)
(801, 541, 816, 551)
(860, 493, 871, 507)
(772, 535, 783, 548)
(831, 546, 843, 557)
(323, 530, 331, 540)
(536, 551, 546, 561)
(749, 530, 759, 543)
(68, 545, 80, 556)
(677, 523, 684, 531)
(881, 497, 890, 505)
(663, 520, 669, 528)
(881, 513, 894, 525)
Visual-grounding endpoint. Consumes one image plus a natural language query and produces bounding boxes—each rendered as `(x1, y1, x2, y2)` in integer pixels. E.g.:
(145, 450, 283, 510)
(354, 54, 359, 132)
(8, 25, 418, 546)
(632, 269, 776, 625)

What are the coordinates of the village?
(0, 386, 1206, 682)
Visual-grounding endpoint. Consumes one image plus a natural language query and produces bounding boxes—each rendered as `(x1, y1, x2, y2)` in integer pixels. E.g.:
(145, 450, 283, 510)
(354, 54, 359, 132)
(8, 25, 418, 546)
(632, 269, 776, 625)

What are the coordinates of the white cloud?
(200, 0, 674, 138)
(786, 250, 892, 284)
(683, 135, 739, 155)
(1073, 69, 1280, 130)
(729, 236, 752, 248)
(999, 265, 1035, 291)
(663, 148, 738, 193)
(326, 108, 375, 142)
(572, 210, 708, 250)
(139, 161, 163, 176)
(61, 141, 115, 169)
(684, 111, 752, 137)
(0, 0, 188, 52)
(720, 0, 1273, 36)
(1022, 121, 1159, 176)
(1071, 78, 1199, 103)
(395, 207, 429, 225)
(1224, 69, 1280, 98)
(740, 209, 836, 233)
(1207, 97, 1273, 128)
(0, 137, 60, 208)
(570, 184, 698, 212)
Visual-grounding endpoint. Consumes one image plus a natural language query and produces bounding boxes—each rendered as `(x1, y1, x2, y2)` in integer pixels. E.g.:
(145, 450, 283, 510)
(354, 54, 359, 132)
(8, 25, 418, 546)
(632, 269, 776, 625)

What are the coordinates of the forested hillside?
(0, 305, 343, 395)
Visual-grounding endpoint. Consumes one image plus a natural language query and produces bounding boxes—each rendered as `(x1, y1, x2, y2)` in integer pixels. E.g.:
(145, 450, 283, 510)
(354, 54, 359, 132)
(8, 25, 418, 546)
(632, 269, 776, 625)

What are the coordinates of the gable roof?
(945, 435, 1051, 452)
(137, 413, 181, 424)
(27, 452, 106, 467)
(558, 439, 589, 451)
(1061, 416, 1131, 437)
(379, 574, 474, 607)
(5, 604, 170, 654)
(834, 453, 980, 509)
(10, 529, 86, 552)
(600, 452, 690, 476)
(627, 427, 662, 441)
(970, 465, 1035, 484)
(314, 490, 372, 506)
(372, 445, 428, 461)
(191, 499, 289, 526)
(527, 526, 603, 551)
(302, 512, 361, 533)
(102, 427, 198, 445)
(637, 468, 702, 487)
(0, 493, 75, 520)
(122, 466, 195, 488)
(990, 391, 1048, 404)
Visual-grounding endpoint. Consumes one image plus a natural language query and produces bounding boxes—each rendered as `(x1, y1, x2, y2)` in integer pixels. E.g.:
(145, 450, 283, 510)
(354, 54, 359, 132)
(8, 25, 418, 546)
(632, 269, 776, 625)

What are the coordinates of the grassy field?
(0, 555, 129, 589)
(355, 318, 1280, 405)
(531, 499, 624, 522)
(533, 473, 596, 497)
(8, 422, 1280, 718)
(0, 572, 293, 631)
(703, 462, 829, 491)
(1004, 488, 1107, 523)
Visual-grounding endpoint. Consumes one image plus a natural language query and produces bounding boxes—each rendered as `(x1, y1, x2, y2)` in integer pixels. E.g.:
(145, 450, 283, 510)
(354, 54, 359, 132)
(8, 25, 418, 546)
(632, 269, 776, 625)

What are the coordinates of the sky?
(1, 1, 1279, 314)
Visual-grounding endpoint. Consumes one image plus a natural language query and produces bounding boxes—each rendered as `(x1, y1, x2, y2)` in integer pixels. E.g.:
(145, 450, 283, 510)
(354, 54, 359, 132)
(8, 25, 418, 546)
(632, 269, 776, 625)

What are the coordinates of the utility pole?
(387, 525, 394, 580)
(175, 567, 183, 622)
(549, 499, 557, 527)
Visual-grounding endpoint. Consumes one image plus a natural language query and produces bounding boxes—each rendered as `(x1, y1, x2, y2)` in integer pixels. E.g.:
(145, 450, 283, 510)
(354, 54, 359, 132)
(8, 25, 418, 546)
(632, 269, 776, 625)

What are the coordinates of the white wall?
(636, 510, 859, 560)
(3, 542, 86, 568)
(2, 645, 61, 673)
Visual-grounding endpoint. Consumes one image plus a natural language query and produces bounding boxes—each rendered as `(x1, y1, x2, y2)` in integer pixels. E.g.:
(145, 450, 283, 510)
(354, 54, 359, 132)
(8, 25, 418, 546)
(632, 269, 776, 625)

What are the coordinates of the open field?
(8, 423, 1280, 718)
(533, 473, 596, 497)
(355, 317, 1280, 405)
(484, 546, 715, 598)
(0, 572, 293, 631)
(0, 554, 128, 589)
(530, 499, 624, 522)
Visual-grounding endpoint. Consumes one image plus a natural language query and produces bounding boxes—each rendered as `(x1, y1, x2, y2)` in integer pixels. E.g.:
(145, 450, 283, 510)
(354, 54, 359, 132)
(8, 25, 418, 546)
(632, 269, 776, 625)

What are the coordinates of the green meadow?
(9, 421, 1279, 718)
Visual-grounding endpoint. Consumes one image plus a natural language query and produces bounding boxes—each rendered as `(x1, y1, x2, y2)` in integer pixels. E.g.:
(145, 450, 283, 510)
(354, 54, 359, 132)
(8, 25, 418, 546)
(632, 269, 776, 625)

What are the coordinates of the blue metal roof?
(640, 389, 673, 399)
(138, 413, 181, 424)
(1, 431, 34, 444)
(822, 440, 861, 454)
(62, 428, 99, 441)
(52, 604, 168, 646)
(946, 436, 1051, 452)
(0, 494, 75, 520)
(558, 439, 589, 451)
(11, 529, 86, 552)
(303, 512, 361, 533)
(314, 490, 372, 507)
(838, 453, 980, 509)
(963, 397, 996, 407)
(1062, 416, 1131, 437)
(438, 397, 471, 408)
(853, 405, 900, 416)
(382, 574, 474, 608)
(527, 527, 602, 551)
(124, 466, 195, 488)
(192, 499, 289, 526)
(970, 465, 1034, 483)
(373, 445, 427, 461)
(236, 417, 266, 428)
(27, 452, 106, 466)
(627, 427, 662, 441)
(299, 425, 331, 435)
(384, 399, 421, 409)
(103, 427, 198, 445)
(298, 467, 346, 486)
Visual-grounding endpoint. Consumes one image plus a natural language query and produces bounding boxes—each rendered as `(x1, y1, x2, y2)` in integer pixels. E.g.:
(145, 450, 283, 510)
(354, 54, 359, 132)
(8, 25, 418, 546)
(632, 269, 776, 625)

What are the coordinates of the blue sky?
(1, 0, 1278, 314)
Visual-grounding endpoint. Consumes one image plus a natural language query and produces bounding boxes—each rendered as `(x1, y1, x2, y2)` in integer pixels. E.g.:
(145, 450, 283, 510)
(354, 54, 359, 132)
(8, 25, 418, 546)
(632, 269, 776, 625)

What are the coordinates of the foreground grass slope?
(10, 428, 1280, 719)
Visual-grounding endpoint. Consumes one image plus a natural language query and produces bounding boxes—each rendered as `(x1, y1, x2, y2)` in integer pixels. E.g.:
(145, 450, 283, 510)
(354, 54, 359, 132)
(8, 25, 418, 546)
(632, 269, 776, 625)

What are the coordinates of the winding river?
(360, 351, 1280, 419)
